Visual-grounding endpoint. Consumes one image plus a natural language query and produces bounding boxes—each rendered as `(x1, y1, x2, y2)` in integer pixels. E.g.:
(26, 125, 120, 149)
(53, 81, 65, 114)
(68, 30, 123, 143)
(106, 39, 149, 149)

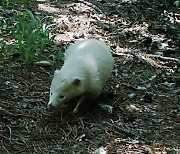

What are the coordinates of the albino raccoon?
(48, 39, 114, 115)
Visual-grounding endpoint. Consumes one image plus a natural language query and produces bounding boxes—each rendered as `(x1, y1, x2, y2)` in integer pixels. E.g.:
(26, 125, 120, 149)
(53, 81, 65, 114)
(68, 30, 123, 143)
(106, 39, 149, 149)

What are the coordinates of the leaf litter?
(0, 0, 180, 153)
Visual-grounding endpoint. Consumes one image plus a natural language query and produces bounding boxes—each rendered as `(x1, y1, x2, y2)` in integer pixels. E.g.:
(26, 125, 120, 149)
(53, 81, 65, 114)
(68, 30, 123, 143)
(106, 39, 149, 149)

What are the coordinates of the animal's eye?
(50, 92, 52, 95)
(59, 95, 65, 99)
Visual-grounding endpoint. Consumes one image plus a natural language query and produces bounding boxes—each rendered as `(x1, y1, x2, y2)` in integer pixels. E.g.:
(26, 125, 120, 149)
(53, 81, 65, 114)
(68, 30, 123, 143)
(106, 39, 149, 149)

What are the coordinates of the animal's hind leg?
(73, 93, 97, 115)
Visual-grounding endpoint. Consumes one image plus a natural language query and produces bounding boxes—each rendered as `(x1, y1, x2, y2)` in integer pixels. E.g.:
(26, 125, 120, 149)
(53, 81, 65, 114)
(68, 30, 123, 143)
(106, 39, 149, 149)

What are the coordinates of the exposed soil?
(0, 0, 180, 153)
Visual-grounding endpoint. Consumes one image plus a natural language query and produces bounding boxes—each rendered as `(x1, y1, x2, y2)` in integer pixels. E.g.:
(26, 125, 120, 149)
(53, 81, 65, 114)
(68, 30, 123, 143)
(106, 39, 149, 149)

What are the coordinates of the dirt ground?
(0, 0, 180, 153)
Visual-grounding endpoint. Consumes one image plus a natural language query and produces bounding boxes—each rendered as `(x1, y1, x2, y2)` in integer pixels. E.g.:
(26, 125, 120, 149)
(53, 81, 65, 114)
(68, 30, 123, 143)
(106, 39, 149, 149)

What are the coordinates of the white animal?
(48, 39, 114, 115)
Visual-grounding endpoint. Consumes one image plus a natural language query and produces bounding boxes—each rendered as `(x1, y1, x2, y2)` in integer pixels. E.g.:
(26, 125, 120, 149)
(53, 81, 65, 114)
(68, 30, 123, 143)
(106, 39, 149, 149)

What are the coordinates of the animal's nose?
(47, 103, 55, 111)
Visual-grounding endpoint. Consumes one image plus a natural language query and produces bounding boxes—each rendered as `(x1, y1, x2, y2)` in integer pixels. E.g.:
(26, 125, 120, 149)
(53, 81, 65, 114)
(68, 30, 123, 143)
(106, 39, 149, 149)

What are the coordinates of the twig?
(6, 125, 12, 142)
(102, 121, 152, 145)
(0, 107, 14, 117)
(121, 83, 137, 91)
(145, 54, 180, 63)
(78, 0, 104, 15)
(112, 52, 133, 58)
(0, 134, 9, 140)
(0, 106, 37, 119)
(102, 121, 135, 137)
(112, 51, 180, 64)
(1, 140, 11, 154)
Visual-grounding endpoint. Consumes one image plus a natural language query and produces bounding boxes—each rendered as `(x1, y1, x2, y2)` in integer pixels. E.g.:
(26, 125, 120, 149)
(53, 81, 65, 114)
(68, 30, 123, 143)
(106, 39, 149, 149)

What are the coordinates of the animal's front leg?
(73, 94, 96, 115)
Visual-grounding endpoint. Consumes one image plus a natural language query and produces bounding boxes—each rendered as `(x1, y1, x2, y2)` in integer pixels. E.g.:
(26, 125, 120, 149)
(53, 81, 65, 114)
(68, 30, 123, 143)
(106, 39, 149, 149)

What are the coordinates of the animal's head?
(47, 70, 84, 111)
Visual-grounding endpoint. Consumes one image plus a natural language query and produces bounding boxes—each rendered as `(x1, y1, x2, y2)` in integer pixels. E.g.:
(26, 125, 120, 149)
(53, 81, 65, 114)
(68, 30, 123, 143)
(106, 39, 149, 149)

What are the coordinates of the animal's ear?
(72, 78, 81, 86)
(54, 70, 60, 77)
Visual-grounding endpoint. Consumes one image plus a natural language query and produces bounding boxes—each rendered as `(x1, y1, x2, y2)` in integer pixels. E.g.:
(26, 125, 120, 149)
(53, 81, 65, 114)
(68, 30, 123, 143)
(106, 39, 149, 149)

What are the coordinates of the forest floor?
(0, 0, 180, 153)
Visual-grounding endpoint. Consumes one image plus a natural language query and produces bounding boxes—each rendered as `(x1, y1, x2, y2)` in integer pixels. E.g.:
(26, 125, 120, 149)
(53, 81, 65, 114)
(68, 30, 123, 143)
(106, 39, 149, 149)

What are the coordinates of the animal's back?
(65, 39, 114, 87)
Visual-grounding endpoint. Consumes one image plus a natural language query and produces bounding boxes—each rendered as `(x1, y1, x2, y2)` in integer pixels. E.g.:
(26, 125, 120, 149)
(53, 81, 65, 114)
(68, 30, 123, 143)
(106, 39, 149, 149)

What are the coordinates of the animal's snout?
(47, 103, 55, 111)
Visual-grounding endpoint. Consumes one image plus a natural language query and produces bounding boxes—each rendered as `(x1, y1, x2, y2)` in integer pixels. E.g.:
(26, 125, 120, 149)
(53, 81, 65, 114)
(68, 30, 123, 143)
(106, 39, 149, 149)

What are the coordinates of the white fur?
(48, 39, 114, 112)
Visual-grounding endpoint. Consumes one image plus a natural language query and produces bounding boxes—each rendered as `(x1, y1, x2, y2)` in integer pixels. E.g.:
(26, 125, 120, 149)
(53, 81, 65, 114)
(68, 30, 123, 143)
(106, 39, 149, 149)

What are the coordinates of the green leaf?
(174, 0, 180, 7)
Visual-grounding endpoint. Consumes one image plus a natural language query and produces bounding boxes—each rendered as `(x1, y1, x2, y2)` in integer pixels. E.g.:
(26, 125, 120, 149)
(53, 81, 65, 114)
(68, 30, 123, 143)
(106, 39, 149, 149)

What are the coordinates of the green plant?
(0, 39, 6, 57)
(0, 0, 28, 7)
(0, 16, 9, 58)
(174, 0, 180, 8)
(14, 10, 53, 64)
(1, 0, 10, 6)
(0, 39, 16, 58)
(55, 50, 65, 63)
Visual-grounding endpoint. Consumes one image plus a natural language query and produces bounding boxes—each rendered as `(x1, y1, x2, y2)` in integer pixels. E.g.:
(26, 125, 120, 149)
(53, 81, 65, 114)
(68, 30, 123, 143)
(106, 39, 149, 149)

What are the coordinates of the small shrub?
(174, 0, 180, 8)
(55, 50, 65, 63)
(0, 0, 28, 7)
(13, 10, 53, 64)
(1, 0, 10, 6)
(0, 16, 13, 58)
(0, 39, 7, 57)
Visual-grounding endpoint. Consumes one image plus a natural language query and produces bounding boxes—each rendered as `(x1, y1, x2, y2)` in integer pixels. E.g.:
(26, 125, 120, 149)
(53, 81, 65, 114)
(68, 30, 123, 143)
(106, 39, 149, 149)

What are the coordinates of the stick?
(102, 121, 135, 137)
(0, 107, 14, 116)
(112, 51, 180, 64)
(146, 54, 180, 63)
(78, 0, 104, 15)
